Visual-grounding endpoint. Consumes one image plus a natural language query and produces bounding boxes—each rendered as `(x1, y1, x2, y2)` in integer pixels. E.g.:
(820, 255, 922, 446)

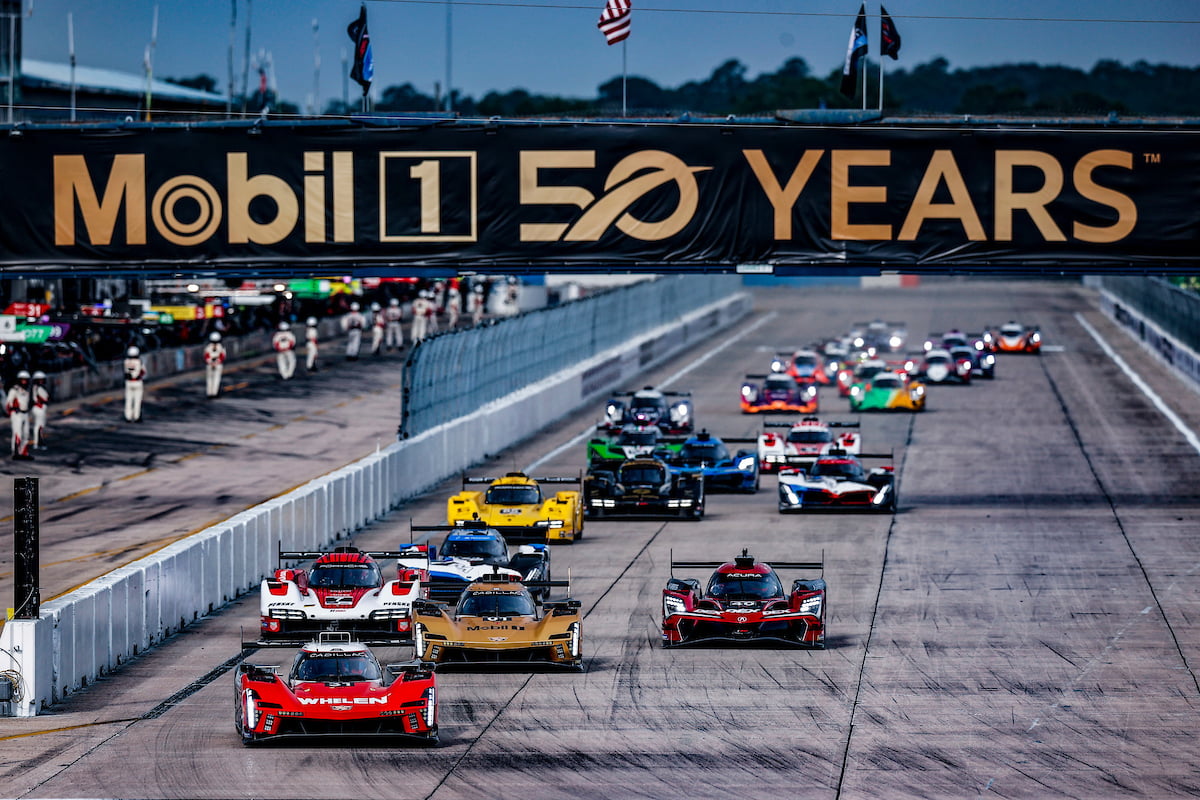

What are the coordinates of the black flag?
(347, 4, 374, 97)
(881, 6, 901, 60)
(839, 4, 868, 97)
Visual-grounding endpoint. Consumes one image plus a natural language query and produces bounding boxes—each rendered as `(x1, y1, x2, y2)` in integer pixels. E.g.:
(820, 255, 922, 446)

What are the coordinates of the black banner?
(2, 121, 1197, 274)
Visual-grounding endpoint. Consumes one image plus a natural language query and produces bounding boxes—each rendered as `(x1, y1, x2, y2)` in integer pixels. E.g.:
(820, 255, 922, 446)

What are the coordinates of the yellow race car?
(411, 573, 583, 670)
(447, 472, 583, 543)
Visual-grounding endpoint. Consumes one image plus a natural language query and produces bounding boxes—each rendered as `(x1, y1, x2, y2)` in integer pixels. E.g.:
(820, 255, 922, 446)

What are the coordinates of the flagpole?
(621, 39, 627, 117)
(444, 0, 453, 112)
(227, 0, 235, 117)
(878, 57, 884, 112)
(67, 12, 75, 122)
(860, 55, 866, 111)
(144, 4, 157, 122)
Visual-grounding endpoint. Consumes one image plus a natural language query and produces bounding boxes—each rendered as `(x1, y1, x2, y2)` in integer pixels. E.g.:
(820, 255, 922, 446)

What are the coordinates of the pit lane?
(2, 280, 1198, 799)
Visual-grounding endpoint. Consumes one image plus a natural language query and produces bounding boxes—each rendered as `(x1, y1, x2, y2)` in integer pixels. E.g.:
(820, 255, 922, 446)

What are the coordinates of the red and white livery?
(259, 545, 430, 643)
(235, 632, 437, 744)
(756, 417, 860, 472)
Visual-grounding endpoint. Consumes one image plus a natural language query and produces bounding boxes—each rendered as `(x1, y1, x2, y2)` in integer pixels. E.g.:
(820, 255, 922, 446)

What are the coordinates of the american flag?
(597, 0, 631, 46)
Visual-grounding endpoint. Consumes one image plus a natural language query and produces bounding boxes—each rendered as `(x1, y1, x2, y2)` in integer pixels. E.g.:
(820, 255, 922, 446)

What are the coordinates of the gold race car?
(447, 472, 583, 543)
(411, 573, 583, 670)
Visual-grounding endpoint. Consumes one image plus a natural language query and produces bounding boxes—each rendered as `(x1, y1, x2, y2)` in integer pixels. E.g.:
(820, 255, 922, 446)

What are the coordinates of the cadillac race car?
(756, 417, 860, 472)
(740, 372, 819, 414)
(662, 550, 825, 648)
(602, 386, 693, 434)
(235, 632, 438, 744)
(770, 349, 831, 384)
(259, 545, 429, 643)
(848, 370, 926, 412)
(777, 449, 897, 512)
(662, 430, 760, 493)
(447, 472, 583, 543)
(910, 348, 972, 384)
(992, 321, 1042, 354)
(585, 456, 705, 519)
(411, 573, 583, 670)
(409, 524, 552, 604)
(586, 424, 684, 467)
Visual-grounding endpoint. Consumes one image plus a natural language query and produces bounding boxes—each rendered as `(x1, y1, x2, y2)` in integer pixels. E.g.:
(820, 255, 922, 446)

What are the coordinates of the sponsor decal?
(297, 697, 388, 705)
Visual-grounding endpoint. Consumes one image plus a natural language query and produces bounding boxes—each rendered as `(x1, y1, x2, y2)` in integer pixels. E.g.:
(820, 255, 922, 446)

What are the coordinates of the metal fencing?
(1091, 275, 1200, 353)
(400, 275, 741, 437)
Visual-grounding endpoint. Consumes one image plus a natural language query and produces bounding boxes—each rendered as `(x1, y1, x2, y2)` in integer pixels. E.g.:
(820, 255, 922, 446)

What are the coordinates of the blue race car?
(408, 523, 552, 604)
(662, 430, 760, 493)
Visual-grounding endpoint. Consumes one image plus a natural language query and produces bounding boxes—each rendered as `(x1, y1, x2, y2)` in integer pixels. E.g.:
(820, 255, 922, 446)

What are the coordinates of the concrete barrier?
(1098, 289, 1200, 395)
(0, 292, 752, 715)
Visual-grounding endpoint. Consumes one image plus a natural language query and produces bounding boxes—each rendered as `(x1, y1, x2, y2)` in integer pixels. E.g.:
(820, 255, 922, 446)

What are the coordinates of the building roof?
(22, 58, 226, 105)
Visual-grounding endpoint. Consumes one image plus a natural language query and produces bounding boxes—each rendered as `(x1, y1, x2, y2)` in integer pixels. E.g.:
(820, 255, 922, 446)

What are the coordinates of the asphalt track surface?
(1, 280, 1198, 799)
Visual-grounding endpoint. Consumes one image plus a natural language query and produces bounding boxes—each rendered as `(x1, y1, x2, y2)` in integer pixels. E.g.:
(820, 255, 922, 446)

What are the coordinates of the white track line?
(1075, 312, 1200, 457)
(524, 312, 778, 473)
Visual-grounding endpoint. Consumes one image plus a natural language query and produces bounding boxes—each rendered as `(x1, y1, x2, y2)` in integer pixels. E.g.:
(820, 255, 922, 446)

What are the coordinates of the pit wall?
(1097, 288, 1200, 395)
(0, 291, 751, 716)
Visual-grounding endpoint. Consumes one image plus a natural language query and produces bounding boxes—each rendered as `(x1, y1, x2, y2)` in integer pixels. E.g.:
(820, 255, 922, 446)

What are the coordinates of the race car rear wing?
(763, 419, 859, 429)
(461, 472, 582, 486)
(669, 548, 823, 575)
(277, 543, 429, 563)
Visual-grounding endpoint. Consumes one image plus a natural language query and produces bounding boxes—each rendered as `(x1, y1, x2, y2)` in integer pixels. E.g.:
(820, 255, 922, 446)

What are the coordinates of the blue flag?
(347, 4, 374, 97)
(840, 4, 868, 97)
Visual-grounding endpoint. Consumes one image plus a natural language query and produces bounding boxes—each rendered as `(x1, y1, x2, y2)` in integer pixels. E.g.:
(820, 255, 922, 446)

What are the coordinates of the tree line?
(170, 57, 1200, 118)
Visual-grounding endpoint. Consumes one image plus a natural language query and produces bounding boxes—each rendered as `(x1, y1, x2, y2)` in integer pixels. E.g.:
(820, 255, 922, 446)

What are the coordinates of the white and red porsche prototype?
(235, 632, 438, 744)
(259, 545, 430, 644)
(756, 417, 861, 472)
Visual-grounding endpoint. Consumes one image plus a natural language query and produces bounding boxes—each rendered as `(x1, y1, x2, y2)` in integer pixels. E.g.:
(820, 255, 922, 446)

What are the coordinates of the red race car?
(235, 632, 438, 744)
(770, 348, 831, 385)
(662, 550, 826, 648)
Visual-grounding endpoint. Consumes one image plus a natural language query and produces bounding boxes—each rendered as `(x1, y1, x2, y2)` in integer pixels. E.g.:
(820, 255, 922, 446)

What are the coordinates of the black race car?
(584, 456, 705, 520)
(602, 386, 693, 434)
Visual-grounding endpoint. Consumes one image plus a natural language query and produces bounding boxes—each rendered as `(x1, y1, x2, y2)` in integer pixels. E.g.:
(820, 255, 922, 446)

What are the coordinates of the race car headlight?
(413, 623, 426, 654)
(741, 385, 754, 398)
(243, 689, 260, 729)
(780, 484, 799, 504)
(983, 354, 995, 365)
(850, 386, 861, 397)
(770, 360, 785, 372)
(737, 456, 755, 471)
(569, 621, 581, 657)
(853, 337, 864, 348)
(1031, 332, 1041, 343)
(889, 335, 902, 349)
(370, 608, 409, 619)
(663, 595, 686, 618)
(424, 686, 437, 727)
(872, 484, 891, 505)
(534, 519, 564, 528)
(799, 595, 823, 616)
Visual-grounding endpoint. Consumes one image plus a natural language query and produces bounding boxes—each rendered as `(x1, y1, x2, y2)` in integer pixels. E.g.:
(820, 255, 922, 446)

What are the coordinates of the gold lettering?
(567, 151, 709, 242)
(898, 150, 985, 241)
(743, 149, 823, 240)
(303, 151, 326, 243)
(331, 151, 354, 242)
(519, 151, 596, 241)
(994, 151, 1066, 242)
(151, 175, 222, 246)
(831, 150, 891, 240)
(227, 152, 299, 244)
(53, 154, 146, 246)
(1073, 150, 1136, 243)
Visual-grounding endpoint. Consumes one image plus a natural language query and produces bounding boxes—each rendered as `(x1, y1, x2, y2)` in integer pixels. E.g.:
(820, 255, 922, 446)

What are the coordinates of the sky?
(17, 0, 1200, 114)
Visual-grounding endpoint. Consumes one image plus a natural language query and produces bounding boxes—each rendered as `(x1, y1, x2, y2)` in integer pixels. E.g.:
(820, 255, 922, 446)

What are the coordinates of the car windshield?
(788, 429, 833, 444)
(942, 335, 967, 347)
(1001, 324, 1022, 336)
(792, 354, 817, 368)
(950, 349, 974, 360)
(855, 364, 884, 379)
(707, 571, 784, 601)
(620, 464, 666, 485)
(926, 354, 950, 364)
(810, 459, 866, 481)
(617, 430, 658, 446)
(458, 592, 537, 617)
(292, 652, 381, 682)
(485, 485, 541, 505)
(680, 441, 728, 461)
(442, 537, 508, 561)
(631, 396, 665, 412)
(308, 563, 381, 589)
(873, 377, 902, 390)
(765, 376, 796, 390)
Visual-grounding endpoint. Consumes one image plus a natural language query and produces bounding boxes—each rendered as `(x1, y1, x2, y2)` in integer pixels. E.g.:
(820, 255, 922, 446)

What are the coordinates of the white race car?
(756, 417, 861, 472)
(259, 545, 430, 644)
